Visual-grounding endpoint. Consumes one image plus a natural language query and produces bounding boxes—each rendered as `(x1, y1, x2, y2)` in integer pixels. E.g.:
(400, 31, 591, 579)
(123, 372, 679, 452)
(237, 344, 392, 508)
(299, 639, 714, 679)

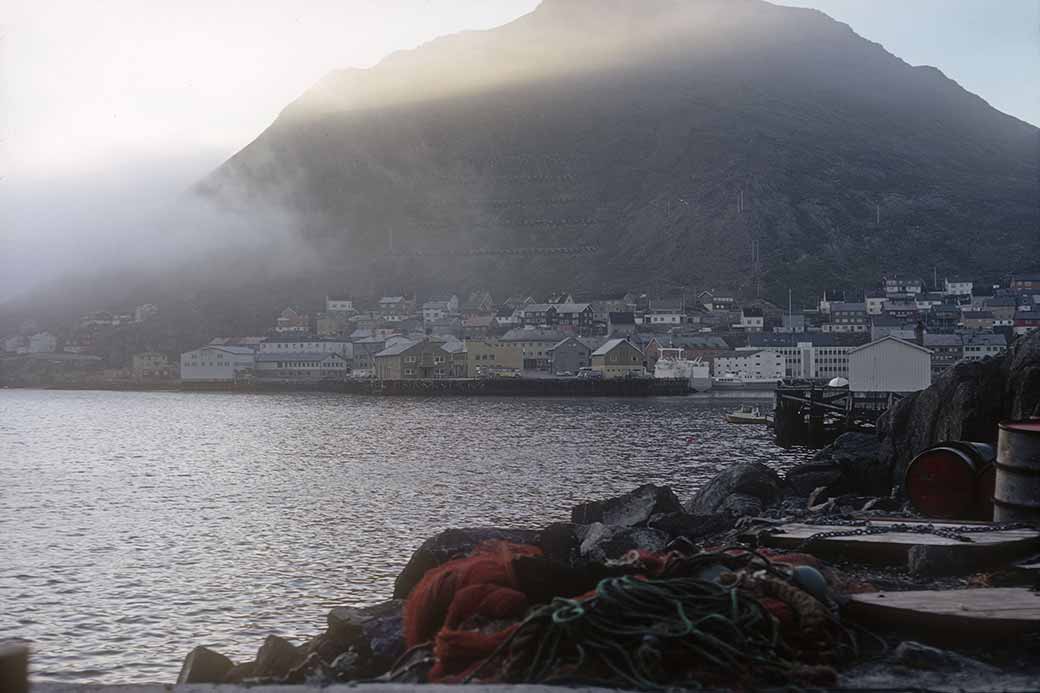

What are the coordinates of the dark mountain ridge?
(198, 0, 1038, 302)
(3, 0, 1036, 336)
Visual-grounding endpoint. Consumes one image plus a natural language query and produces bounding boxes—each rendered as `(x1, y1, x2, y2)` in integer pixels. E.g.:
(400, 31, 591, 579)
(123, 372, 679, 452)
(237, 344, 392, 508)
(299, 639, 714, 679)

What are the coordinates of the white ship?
(654, 348, 712, 392)
(711, 373, 780, 391)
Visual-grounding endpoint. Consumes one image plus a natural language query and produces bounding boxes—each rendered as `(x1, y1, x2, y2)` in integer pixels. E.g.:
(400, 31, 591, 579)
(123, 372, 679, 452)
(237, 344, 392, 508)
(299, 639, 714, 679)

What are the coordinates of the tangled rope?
(464, 571, 845, 689)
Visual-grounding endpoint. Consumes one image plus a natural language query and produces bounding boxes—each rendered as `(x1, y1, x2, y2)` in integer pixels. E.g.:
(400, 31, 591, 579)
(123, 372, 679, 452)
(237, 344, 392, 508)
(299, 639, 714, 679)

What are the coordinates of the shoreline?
(0, 379, 777, 398)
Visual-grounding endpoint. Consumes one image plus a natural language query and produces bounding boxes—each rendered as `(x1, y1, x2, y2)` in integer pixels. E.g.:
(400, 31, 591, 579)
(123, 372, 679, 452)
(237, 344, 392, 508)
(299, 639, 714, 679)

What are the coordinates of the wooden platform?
(750, 518, 1040, 565)
(848, 587, 1040, 639)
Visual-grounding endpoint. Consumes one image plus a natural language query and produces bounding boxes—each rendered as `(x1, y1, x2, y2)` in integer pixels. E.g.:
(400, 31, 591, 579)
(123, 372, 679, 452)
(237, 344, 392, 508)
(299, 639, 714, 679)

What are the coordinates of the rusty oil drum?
(994, 420, 1040, 523)
(904, 441, 996, 520)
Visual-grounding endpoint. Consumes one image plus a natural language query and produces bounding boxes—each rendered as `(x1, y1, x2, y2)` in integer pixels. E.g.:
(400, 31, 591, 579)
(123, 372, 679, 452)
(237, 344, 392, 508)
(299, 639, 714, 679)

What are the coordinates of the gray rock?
(893, 640, 997, 672)
(324, 600, 403, 678)
(645, 512, 735, 541)
(222, 661, 256, 683)
(253, 635, 304, 680)
(570, 484, 683, 527)
(537, 521, 583, 563)
(684, 463, 783, 516)
(330, 650, 361, 679)
(784, 462, 845, 497)
(815, 432, 887, 495)
(176, 645, 234, 684)
(578, 522, 669, 562)
(721, 492, 763, 517)
(879, 330, 1040, 490)
(907, 544, 972, 576)
(393, 527, 540, 599)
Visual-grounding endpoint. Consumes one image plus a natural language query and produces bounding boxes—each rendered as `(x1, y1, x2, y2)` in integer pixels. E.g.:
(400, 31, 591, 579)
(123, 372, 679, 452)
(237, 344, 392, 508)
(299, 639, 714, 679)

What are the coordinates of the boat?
(654, 348, 711, 391)
(712, 373, 779, 391)
(726, 405, 773, 424)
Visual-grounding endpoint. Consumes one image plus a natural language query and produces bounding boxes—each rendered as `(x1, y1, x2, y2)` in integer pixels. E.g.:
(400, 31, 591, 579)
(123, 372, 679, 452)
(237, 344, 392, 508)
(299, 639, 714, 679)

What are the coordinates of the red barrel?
(905, 441, 996, 519)
(976, 462, 996, 521)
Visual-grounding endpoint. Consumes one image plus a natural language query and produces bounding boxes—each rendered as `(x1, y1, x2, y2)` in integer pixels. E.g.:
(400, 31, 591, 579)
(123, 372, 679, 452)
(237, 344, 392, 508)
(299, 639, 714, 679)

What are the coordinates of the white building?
(865, 295, 886, 316)
(422, 300, 451, 324)
(738, 340, 855, 380)
(737, 308, 764, 332)
(259, 336, 353, 358)
(944, 278, 973, 296)
(254, 352, 350, 381)
(648, 310, 684, 326)
(713, 350, 784, 380)
(848, 336, 932, 393)
(28, 332, 58, 353)
(325, 296, 354, 313)
(180, 346, 256, 382)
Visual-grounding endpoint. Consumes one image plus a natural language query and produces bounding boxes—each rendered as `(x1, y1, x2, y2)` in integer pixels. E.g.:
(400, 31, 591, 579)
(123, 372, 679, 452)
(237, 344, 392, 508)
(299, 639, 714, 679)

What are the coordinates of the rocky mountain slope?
(199, 0, 1039, 300)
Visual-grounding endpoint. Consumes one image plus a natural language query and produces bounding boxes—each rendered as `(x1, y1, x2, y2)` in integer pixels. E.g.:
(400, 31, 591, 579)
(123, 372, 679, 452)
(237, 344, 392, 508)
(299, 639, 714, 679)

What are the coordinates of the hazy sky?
(2, 0, 1038, 301)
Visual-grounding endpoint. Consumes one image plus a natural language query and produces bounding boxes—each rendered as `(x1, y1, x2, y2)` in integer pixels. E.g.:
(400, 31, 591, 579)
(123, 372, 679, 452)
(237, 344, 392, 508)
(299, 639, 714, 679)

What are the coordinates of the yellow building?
(464, 339, 522, 376)
(590, 339, 645, 379)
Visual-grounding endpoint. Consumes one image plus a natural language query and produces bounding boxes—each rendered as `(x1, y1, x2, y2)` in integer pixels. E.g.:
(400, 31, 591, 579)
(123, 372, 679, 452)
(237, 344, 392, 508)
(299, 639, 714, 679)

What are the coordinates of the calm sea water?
(0, 389, 805, 684)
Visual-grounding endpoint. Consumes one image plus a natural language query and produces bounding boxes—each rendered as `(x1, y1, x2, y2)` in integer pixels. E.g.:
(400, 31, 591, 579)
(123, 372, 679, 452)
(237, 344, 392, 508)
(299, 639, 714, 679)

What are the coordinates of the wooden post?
(0, 643, 28, 693)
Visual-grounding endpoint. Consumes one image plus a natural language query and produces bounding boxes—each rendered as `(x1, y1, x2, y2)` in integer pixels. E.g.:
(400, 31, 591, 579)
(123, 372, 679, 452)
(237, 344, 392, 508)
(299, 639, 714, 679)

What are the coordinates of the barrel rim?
(998, 419, 1040, 434)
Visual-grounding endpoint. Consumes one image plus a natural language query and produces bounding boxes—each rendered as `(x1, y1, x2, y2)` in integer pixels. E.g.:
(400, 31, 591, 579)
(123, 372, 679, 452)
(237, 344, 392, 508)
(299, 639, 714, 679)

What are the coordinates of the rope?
(462, 564, 848, 689)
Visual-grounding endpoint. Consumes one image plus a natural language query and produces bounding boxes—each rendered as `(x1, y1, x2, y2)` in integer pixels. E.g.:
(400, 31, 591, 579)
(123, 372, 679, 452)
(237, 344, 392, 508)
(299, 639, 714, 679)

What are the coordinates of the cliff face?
(878, 330, 1040, 486)
(199, 0, 1040, 299)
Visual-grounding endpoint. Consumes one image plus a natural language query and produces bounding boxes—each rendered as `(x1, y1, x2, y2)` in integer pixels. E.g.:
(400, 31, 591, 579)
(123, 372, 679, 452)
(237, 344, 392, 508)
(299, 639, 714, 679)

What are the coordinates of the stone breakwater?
(170, 454, 1039, 690)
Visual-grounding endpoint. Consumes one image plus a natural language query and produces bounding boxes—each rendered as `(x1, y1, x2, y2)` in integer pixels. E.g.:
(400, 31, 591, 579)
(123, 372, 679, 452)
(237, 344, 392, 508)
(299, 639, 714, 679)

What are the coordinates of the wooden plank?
(752, 521, 1040, 565)
(847, 588, 1040, 639)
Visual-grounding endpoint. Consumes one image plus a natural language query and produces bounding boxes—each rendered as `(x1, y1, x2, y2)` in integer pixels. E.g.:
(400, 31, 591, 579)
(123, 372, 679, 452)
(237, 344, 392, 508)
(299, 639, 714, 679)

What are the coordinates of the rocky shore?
(161, 331, 1040, 691)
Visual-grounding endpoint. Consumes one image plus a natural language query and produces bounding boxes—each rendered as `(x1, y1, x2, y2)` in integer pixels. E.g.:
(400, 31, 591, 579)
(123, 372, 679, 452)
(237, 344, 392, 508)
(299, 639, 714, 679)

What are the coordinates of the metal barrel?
(904, 441, 995, 519)
(994, 420, 1040, 523)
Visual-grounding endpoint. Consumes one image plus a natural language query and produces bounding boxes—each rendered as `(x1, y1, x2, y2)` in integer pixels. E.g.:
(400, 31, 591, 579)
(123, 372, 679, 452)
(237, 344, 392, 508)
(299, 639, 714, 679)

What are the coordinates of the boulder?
(646, 512, 735, 541)
(322, 600, 404, 677)
(879, 330, 1040, 490)
(570, 484, 683, 527)
(721, 493, 764, 517)
(684, 463, 783, 516)
(784, 462, 845, 498)
(223, 661, 256, 683)
(393, 527, 539, 599)
(176, 646, 234, 684)
(785, 432, 887, 499)
(578, 522, 669, 562)
(253, 635, 304, 680)
(537, 521, 583, 564)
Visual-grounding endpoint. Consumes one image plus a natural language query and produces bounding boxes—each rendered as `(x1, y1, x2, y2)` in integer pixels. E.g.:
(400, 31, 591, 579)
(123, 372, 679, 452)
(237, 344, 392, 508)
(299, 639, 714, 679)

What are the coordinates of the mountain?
(198, 0, 1039, 302)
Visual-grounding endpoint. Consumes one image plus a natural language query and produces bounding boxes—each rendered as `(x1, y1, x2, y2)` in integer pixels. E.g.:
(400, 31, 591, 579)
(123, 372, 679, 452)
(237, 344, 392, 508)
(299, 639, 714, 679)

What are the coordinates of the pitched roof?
(555, 303, 591, 314)
(849, 335, 932, 355)
(963, 333, 1007, 347)
(592, 338, 639, 357)
(375, 340, 418, 357)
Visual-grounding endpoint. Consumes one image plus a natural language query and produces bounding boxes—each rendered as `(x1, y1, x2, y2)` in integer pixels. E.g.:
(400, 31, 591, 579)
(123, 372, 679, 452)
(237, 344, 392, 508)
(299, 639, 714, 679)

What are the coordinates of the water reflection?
(0, 389, 807, 683)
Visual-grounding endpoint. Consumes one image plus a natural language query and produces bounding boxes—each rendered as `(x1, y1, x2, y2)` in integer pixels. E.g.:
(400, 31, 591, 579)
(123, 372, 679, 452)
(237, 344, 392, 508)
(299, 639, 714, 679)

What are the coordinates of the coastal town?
(2, 272, 1038, 394)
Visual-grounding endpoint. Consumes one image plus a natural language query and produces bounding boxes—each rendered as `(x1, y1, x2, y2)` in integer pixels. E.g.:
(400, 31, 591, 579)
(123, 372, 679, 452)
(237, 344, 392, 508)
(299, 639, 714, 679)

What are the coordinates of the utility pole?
(876, 203, 880, 226)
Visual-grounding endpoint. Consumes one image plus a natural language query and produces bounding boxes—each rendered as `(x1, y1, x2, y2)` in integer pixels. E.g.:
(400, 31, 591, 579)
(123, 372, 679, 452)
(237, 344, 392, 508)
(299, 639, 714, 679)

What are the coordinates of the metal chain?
(798, 521, 1033, 548)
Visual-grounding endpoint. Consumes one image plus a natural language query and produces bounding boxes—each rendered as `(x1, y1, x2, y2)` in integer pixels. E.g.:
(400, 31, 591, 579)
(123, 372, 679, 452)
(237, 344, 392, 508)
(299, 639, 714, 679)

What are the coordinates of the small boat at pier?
(726, 405, 773, 425)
